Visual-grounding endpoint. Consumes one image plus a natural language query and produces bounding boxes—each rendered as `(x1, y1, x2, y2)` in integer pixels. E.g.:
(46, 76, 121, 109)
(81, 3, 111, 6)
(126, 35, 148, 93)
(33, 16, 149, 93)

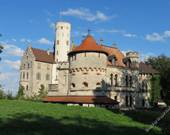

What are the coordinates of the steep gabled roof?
(102, 45, 126, 67)
(139, 62, 159, 74)
(31, 47, 55, 64)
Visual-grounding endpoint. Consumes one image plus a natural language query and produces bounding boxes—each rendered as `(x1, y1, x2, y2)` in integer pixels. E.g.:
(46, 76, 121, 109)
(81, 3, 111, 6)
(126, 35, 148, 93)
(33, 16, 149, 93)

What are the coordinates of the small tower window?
(61, 26, 63, 29)
(57, 40, 59, 45)
(66, 40, 69, 45)
(83, 82, 88, 87)
(71, 83, 76, 88)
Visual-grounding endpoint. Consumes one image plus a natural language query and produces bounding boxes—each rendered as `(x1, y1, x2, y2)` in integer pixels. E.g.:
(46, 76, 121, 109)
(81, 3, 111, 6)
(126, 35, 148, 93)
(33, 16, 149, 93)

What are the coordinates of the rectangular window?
(74, 54, 76, 60)
(27, 72, 29, 79)
(23, 72, 25, 79)
(46, 74, 50, 80)
(36, 73, 41, 80)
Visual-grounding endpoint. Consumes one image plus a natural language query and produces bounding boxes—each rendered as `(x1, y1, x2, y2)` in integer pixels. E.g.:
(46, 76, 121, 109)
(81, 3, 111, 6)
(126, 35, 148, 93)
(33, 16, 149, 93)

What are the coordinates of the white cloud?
(145, 30, 170, 42)
(47, 18, 55, 29)
(123, 33, 137, 38)
(12, 38, 17, 42)
(1, 42, 24, 57)
(0, 71, 19, 94)
(96, 28, 137, 38)
(20, 38, 31, 43)
(3, 60, 20, 70)
(145, 33, 164, 42)
(37, 38, 53, 45)
(60, 8, 114, 22)
(140, 52, 156, 61)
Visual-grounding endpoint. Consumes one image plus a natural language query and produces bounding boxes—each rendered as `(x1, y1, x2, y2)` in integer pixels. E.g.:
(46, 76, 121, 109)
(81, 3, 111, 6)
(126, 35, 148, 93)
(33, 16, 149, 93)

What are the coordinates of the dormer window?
(108, 55, 117, 65)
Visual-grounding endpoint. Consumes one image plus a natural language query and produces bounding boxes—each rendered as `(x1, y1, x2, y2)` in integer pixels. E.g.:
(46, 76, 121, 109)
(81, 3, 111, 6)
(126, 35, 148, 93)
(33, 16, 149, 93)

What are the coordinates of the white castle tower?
(55, 22, 71, 62)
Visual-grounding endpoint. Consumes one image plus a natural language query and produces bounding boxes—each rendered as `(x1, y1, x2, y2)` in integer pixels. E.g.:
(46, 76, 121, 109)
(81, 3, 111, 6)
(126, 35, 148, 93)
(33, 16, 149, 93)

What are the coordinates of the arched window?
(110, 74, 113, 86)
(71, 83, 76, 88)
(46, 74, 50, 80)
(83, 82, 88, 87)
(114, 74, 118, 86)
(36, 73, 41, 80)
(96, 82, 101, 86)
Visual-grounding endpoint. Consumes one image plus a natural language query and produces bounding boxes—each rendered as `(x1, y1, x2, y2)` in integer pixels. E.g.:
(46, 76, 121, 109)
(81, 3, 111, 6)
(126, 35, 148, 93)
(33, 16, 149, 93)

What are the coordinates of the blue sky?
(0, 0, 170, 94)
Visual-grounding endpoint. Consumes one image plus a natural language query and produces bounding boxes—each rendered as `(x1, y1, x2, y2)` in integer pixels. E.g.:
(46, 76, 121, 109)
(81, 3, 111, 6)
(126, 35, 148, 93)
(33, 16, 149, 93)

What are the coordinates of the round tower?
(55, 22, 71, 62)
(68, 35, 108, 96)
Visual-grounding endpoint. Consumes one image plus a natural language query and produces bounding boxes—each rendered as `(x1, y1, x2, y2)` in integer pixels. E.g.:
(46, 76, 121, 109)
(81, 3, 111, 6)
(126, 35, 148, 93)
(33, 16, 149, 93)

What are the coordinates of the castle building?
(20, 21, 158, 108)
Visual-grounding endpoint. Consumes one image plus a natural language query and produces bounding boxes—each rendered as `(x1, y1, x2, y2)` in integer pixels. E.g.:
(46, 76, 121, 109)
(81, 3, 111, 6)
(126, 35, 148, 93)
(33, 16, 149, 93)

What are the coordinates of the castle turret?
(126, 51, 139, 68)
(55, 22, 71, 62)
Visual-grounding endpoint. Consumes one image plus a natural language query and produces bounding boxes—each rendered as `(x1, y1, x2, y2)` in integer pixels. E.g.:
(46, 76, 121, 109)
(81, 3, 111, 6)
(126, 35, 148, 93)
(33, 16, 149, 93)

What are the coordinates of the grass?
(0, 100, 163, 135)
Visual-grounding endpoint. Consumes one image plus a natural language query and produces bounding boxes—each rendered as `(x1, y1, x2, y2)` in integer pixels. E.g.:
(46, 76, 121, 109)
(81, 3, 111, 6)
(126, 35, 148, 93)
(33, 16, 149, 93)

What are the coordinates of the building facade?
(20, 21, 158, 108)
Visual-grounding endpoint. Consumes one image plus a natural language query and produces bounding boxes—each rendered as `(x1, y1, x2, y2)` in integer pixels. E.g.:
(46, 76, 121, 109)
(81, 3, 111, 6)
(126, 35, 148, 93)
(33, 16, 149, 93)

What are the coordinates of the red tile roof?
(102, 45, 126, 67)
(139, 62, 159, 74)
(31, 48, 55, 64)
(69, 35, 108, 55)
(43, 96, 119, 104)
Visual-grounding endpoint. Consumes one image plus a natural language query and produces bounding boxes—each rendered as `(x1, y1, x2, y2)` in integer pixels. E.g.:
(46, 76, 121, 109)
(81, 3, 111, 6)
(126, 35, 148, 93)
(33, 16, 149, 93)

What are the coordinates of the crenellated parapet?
(70, 67, 106, 73)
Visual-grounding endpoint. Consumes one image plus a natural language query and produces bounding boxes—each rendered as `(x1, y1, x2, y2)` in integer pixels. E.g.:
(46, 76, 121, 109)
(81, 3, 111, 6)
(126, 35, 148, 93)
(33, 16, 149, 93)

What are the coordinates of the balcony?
(107, 86, 135, 92)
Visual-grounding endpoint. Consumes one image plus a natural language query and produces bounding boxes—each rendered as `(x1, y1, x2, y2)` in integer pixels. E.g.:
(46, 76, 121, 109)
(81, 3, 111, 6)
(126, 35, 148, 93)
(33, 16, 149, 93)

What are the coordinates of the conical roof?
(68, 35, 108, 55)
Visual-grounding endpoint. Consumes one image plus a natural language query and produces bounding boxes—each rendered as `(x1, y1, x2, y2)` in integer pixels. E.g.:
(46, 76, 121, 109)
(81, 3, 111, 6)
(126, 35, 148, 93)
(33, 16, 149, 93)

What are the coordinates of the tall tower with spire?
(55, 22, 71, 62)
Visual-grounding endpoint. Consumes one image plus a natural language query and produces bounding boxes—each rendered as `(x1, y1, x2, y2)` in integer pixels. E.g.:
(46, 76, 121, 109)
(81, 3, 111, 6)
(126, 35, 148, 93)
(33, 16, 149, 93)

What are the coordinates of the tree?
(147, 55, 170, 105)
(0, 84, 5, 99)
(0, 34, 3, 61)
(6, 90, 13, 100)
(150, 75, 161, 106)
(17, 85, 24, 99)
(38, 84, 47, 99)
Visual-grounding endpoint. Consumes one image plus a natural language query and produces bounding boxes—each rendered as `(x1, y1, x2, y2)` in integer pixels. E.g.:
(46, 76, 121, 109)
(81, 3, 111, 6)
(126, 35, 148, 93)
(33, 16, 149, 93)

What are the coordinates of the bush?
(16, 85, 24, 99)
(0, 85, 5, 99)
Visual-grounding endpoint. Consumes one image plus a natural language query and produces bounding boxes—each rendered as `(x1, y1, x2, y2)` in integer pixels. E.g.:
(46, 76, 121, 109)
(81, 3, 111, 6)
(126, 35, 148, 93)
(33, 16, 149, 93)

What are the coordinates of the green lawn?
(0, 100, 163, 135)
